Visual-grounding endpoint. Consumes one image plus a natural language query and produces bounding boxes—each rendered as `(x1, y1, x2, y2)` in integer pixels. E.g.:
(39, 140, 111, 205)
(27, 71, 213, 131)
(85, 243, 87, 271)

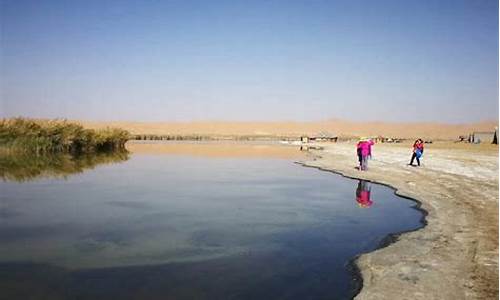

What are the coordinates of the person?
(356, 138, 374, 171)
(357, 141, 363, 169)
(409, 138, 424, 166)
(356, 180, 373, 208)
(367, 138, 373, 159)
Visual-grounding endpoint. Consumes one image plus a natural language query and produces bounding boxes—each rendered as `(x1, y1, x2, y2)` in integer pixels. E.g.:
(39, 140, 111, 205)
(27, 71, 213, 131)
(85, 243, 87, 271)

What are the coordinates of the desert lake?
(0, 142, 423, 300)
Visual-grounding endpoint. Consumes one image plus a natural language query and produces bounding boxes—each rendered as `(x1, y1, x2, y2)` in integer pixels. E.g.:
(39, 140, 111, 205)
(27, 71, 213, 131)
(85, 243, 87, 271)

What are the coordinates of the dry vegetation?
(0, 118, 130, 153)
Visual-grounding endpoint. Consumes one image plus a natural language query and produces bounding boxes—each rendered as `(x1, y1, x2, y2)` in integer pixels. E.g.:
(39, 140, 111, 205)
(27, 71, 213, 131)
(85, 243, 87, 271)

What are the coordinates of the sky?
(0, 0, 498, 123)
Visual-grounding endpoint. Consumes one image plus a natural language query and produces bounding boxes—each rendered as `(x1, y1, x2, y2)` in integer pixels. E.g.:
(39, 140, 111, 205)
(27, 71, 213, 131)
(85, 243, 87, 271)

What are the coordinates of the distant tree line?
(0, 118, 130, 153)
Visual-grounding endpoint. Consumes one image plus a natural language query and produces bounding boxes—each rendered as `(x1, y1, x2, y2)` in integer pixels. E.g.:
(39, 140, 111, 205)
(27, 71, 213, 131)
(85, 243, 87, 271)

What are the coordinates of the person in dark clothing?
(409, 139, 424, 166)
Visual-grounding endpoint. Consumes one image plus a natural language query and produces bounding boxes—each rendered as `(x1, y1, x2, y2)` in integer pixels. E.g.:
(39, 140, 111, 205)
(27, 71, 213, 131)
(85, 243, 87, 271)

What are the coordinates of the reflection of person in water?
(356, 180, 373, 208)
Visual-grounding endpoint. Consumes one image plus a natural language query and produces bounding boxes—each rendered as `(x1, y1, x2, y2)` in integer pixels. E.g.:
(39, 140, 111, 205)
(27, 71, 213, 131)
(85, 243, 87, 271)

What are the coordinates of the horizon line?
(1, 115, 498, 126)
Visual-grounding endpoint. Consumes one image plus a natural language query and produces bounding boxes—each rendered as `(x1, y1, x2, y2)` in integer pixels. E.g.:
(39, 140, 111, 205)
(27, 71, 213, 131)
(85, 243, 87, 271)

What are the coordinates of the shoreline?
(299, 142, 498, 299)
(297, 162, 429, 299)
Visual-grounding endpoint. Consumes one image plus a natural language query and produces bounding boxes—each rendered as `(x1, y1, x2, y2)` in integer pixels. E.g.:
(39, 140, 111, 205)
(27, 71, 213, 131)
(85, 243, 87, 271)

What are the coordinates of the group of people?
(356, 138, 425, 171)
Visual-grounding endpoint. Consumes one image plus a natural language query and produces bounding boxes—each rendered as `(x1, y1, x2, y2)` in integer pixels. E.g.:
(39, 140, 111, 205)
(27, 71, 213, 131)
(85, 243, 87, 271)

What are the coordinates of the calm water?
(0, 143, 423, 300)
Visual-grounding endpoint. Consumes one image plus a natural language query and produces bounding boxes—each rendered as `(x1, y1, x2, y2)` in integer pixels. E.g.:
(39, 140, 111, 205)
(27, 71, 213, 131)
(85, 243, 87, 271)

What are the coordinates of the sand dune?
(79, 119, 497, 140)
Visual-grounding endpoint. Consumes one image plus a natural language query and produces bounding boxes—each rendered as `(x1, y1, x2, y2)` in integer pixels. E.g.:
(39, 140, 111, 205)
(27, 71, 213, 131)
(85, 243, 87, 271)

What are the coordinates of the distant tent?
(470, 131, 497, 144)
(317, 131, 337, 140)
(301, 132, 338, 143)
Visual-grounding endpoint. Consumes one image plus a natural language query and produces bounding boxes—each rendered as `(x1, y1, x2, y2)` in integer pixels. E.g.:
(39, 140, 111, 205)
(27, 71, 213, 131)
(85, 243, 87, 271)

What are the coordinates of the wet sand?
(301, 142, 498, 299)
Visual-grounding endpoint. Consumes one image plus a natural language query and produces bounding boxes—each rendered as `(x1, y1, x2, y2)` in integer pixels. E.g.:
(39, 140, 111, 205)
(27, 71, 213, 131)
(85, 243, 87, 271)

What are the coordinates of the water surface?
(0, 142, 423, 299)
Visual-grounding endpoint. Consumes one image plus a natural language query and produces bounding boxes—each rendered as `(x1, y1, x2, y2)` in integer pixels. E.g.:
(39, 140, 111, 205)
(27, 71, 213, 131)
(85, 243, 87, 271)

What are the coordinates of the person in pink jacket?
(356, 138, 374, 171)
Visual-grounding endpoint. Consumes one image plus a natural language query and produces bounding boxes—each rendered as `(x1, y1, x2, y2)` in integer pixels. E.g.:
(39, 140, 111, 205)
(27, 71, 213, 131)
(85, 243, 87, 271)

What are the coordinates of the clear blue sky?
(1, 0, 498, 123)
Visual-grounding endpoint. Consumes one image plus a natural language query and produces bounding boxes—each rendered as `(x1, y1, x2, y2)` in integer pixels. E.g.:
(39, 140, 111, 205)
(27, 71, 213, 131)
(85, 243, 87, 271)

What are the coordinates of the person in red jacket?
(409, 138, 424, 166)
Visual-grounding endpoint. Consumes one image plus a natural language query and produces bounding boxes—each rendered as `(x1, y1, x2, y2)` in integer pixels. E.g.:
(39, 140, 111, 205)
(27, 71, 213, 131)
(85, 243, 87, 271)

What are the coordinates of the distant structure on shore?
(300, 132, 338, 143)
(467, 128, 498, 144)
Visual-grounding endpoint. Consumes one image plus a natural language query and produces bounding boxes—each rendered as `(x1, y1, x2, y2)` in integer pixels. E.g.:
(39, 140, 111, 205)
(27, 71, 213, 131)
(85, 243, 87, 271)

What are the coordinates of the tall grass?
(0, 118, 130, 153)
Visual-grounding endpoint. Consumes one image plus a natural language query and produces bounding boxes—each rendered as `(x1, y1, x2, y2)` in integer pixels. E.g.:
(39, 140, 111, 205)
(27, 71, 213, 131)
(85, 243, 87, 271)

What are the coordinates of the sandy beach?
(301, 141, 498, 299)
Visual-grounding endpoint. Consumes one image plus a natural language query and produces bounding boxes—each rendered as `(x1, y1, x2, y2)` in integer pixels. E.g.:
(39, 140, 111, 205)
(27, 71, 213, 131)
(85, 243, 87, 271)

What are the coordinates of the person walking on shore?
(357, 138, 374, 171)
(409, 138, 424, 166)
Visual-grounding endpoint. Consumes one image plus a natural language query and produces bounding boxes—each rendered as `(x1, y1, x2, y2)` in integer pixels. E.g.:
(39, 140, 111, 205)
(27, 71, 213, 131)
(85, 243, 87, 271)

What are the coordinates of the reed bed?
(0, 118, 130, 153)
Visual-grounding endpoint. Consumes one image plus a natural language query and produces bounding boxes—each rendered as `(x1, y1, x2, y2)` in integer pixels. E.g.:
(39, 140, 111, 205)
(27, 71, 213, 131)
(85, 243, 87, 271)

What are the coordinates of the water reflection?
(0, 150, 129, 182)
(356, 180, 373, 208)
(127, 141, 304, 159)
(299, 145, 323, 151)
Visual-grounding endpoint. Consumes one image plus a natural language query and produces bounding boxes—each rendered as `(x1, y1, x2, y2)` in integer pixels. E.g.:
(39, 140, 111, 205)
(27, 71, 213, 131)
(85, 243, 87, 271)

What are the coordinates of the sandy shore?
(301, 142, 498, 299)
